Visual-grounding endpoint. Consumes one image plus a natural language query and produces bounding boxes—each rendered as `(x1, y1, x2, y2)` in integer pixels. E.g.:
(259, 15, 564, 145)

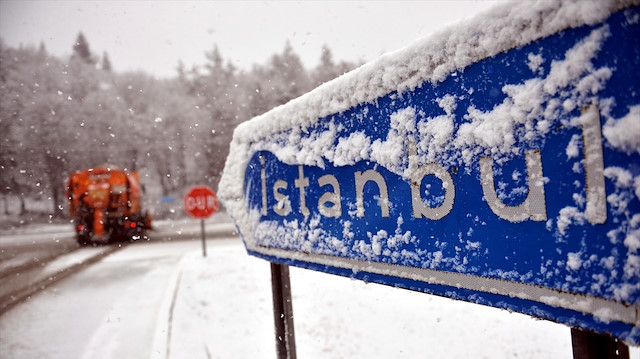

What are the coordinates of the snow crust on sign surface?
(603, 105, 640, 155)
(235, 21, 616, 179)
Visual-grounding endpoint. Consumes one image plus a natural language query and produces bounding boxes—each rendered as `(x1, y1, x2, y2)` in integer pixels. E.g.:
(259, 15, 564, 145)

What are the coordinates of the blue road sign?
(219, 1, 640, 344)
(160, 196, 176, 203)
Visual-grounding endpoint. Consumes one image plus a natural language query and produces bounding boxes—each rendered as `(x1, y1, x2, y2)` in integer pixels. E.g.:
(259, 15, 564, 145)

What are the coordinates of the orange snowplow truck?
(66, 167, 151, 245)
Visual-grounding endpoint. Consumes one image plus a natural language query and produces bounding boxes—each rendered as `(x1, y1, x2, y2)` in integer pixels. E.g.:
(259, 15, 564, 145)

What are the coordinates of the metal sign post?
(270, 263, 296, 359)
(571, 328, 629, 359)
(200, 219, 207, 257)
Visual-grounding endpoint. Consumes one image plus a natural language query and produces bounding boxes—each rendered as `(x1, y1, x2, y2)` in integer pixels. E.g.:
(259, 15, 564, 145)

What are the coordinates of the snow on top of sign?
(224, 12, 633, 188)
(248, 22, 615, 174)
(230, 0, 632, 141)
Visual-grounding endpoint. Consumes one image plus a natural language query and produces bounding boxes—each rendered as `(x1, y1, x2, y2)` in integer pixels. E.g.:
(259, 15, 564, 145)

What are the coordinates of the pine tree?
(72, 32, 94, 64)
(38, 41, 47, 59)
(313, 44, 338, 85)
(101, 52, 112, 71)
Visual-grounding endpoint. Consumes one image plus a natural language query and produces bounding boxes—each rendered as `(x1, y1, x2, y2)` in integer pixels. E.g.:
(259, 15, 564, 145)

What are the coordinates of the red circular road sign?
(184, 186, 218, 219)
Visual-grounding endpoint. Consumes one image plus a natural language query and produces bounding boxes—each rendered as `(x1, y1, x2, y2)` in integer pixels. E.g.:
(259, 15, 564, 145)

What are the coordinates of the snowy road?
(0, 213, 237, 272)
(0, 218, 637, 358)
(0, 238, 235, 359)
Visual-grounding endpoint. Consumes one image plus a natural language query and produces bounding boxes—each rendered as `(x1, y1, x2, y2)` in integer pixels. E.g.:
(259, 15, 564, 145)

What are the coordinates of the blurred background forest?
(0, 32, 359, 222)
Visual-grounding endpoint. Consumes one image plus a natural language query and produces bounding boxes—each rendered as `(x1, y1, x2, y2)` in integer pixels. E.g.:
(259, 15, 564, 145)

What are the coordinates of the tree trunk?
(44, 153, 66, 219)
(19, 194, 26, 216)
(2, 195, 9, 215)
(50, 185, 64, 219)
(130, 148, 138, 172)
(154, 161, 171, 197)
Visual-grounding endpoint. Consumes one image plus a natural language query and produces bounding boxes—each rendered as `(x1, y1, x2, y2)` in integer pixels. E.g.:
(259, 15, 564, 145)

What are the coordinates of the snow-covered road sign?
(219, 1, 640, 344)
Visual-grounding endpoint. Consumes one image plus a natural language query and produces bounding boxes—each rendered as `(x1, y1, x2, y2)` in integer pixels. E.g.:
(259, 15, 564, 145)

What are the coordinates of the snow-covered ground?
(169, 242, 576, 359)
(1, 229, 639, 358)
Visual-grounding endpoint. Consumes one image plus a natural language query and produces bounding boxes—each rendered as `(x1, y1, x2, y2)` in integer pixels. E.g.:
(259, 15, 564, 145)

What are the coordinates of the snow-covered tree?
(0, 37, 357, 218)
(72, 32, 95, 65)
(311, 44, 358, 86)
(101, 52, 112, 72)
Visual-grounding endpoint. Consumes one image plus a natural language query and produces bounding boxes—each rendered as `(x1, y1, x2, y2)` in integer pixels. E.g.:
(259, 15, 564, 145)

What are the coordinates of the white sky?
(0, 0, 502, 78)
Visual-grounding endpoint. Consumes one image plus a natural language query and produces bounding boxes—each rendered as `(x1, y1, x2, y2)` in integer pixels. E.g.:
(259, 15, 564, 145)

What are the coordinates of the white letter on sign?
(186, 197, 196, 211)
(480, 149, 547, 222)
(318, 174, 342, 218)
(408, 141, 455, 220)
(196, 196, 206, 210)
(580, 105, 607, 224)
(273, 179, 291, 216)
(261, 155, 267, 216)
(294, 166, 311, 217)
(355, 170, 390, 218)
